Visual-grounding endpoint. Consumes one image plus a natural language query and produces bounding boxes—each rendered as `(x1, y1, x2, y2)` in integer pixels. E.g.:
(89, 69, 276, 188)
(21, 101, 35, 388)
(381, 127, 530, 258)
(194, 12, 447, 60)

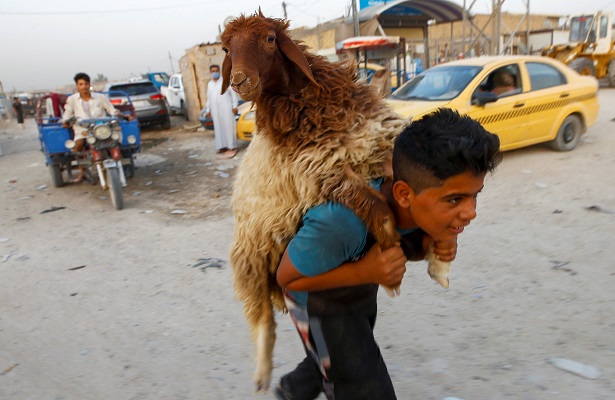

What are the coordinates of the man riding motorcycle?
(62, 72, 134, 183)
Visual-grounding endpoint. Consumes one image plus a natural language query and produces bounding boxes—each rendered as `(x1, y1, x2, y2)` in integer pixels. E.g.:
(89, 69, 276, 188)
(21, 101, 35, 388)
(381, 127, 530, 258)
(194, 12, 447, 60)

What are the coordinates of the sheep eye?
(267, 36, 276, 43)
(222, 47, 229, 54)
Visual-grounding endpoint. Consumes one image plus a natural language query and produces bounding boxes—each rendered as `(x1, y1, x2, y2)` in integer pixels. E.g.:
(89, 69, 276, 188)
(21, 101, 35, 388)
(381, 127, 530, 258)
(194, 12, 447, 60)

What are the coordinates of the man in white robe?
(205, 64, 239, 158)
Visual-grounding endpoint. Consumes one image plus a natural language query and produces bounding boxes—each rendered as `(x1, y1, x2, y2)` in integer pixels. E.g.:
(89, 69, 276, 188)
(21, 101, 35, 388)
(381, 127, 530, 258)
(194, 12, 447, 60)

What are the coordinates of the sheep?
(221, 10, 450, 392)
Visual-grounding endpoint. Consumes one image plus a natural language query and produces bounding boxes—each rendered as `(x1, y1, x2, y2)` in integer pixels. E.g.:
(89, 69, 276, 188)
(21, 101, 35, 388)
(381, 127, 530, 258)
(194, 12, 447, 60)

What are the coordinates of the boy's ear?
(392, 180, 415, 208)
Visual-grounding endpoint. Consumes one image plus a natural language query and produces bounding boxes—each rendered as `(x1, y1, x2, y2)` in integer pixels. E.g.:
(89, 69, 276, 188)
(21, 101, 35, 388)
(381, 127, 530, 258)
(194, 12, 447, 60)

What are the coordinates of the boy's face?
(400, 171, 486, 242)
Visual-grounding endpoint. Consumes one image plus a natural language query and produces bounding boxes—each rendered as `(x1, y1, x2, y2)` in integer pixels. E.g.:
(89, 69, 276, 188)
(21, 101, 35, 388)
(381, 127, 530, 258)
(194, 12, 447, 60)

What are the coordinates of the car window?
(570, 15, 594, 42)
(152, 73, 168, 85)
(526, 62, 567, 91)
(473, 64, 522, 98)
(600, 15, 608, 39)
(390, 65, 482, 101)
(108, 83, 157, 96)
(171, 77, 180, 89)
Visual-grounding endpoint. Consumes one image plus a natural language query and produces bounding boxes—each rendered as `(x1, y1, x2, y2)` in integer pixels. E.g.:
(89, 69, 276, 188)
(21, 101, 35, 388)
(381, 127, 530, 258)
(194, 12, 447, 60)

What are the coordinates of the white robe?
(206, 78, 239, 150)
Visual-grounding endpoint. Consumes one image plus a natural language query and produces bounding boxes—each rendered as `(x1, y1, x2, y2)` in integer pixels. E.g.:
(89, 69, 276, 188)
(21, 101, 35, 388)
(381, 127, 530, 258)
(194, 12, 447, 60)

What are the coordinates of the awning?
(350, 0, 466, 25)
(336, 36, 400, 52)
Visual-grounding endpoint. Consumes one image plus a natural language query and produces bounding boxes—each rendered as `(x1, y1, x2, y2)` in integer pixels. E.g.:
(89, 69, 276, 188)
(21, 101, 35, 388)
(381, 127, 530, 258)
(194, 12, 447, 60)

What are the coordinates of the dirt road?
(0, 91, 613, 400)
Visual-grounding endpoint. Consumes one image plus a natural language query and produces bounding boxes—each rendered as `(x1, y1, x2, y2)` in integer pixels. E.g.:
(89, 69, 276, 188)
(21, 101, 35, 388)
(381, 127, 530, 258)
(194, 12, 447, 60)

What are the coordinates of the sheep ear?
(277, 33, 319, 87)
(221, 55, 232, 94)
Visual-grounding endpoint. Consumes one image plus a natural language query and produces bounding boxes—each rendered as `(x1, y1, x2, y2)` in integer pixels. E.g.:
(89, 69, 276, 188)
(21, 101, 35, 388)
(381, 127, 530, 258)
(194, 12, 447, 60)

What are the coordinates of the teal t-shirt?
(287, 179, 416, 305)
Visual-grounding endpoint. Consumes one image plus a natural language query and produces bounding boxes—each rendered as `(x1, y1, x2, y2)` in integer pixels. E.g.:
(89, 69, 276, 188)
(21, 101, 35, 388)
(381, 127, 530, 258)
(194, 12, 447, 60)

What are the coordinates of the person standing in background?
(12, 97, 24, 129)
(206, 64, 239, 159)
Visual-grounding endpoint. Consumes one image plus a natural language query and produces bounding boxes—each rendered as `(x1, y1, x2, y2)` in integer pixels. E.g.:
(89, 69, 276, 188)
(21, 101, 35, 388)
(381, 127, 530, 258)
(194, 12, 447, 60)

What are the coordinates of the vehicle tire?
(181, 100, 188, 121)
(166, 100, 176, 116)
(568, 58, 595, 77)
(161, 116, 171, 130)
(123, 156, 135, 179)
(550, 115, 582, 151)
(607, 59, 615, 88)
(107, 167, 124, 210)
(49, 164, 64, 187)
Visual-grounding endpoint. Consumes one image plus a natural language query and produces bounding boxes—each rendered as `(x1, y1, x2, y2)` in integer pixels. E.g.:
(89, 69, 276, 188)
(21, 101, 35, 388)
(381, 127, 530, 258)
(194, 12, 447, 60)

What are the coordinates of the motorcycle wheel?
(123, 157, 135, 179)
(107, 167, 124, 210)
(49, 164, 64, 187)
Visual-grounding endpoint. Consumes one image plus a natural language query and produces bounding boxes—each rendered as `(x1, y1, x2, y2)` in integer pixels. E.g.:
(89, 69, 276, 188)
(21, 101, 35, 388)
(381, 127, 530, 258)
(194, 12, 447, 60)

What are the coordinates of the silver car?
(103, 80, 170, 129)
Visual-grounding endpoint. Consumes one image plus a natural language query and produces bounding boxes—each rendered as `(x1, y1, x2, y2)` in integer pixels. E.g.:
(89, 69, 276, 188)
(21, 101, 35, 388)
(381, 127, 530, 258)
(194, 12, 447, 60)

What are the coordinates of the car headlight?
(111, 132, 120, 141)
(93, 124, 112, 140)
(243, 111, 256, 120)
(65, 140, 75, 149)
(127, 135, 137, 144)
(87, 136, 97, 145)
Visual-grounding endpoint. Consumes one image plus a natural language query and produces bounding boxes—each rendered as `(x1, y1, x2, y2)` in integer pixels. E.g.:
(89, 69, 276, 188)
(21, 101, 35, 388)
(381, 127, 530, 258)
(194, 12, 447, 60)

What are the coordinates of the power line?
(0, 2, 220, 15)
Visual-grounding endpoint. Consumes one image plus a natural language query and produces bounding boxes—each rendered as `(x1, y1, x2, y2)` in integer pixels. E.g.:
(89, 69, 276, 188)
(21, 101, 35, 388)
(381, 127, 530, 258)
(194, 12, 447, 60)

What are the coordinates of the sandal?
(224, 149, 238, 159)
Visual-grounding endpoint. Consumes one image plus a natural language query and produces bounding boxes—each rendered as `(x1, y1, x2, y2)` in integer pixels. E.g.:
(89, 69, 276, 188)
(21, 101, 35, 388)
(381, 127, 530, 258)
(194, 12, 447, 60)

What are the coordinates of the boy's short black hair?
(209, 64, 220, 71)
(73, 72, 90, 83)
(393, 108, 502, 193)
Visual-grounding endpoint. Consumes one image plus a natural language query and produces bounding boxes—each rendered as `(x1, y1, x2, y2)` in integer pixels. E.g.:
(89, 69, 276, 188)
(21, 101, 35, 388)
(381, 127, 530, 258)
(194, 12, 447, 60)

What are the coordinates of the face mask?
(212, 72, 220, 79)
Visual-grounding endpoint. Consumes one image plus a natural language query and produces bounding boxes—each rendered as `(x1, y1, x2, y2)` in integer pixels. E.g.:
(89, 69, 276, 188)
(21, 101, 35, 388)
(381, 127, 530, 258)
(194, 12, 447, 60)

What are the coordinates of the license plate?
(132, 100, 148, 108)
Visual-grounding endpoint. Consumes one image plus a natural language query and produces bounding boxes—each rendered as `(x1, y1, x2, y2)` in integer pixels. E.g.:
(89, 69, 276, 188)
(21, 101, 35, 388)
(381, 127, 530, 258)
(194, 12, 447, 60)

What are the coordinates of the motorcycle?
(64, 116, 138, 210)
(36, 92, 141, 211)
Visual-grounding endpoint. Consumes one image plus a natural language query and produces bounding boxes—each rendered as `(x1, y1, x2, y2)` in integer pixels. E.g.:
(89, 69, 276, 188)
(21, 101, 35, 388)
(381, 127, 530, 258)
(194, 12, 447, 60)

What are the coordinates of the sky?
(2, 0, 615, 92)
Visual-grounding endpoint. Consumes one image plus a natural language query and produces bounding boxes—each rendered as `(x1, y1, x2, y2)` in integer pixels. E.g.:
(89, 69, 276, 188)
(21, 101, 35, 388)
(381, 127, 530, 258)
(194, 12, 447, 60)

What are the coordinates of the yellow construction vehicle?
(542, 11, 615, 87)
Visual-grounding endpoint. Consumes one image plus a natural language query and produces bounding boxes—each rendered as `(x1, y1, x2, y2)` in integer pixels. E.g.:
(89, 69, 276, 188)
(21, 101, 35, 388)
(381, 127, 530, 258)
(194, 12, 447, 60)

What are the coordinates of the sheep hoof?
(427, 258, 451, 289)
(254, 381, 270, 394)
(253, 369, 271, 394)
(429, 273, 450, 289)
(383, 285, 401, 297)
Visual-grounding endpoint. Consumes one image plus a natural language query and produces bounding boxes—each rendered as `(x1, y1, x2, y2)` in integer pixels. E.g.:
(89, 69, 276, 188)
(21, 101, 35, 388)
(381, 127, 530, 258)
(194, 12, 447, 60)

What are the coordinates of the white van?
(166, 73, 187, 119)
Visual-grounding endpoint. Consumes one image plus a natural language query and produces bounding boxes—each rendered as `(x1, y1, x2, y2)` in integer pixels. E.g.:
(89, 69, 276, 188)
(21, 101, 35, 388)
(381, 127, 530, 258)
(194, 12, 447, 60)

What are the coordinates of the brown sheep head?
(220, 10, 319, 101)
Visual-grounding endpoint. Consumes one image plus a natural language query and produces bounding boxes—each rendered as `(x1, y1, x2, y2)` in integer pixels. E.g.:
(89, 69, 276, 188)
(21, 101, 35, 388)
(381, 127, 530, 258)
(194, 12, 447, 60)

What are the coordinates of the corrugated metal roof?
(354, 0, 465, 24)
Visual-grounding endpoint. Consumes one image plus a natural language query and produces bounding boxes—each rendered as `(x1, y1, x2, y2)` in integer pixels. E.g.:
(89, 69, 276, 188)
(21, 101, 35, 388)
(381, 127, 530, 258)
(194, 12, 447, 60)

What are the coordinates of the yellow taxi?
(387, 55, 599, 151)
(236, 101, 255, 141)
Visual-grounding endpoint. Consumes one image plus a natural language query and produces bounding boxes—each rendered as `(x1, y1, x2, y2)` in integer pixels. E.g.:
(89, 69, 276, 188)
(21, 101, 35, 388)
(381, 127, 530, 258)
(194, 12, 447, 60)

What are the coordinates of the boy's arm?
(276, 242, 407, 292)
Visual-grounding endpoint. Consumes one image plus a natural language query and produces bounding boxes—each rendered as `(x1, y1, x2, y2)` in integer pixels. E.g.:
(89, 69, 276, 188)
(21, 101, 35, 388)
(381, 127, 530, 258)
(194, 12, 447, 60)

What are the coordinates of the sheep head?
(220, 10, 319, 101)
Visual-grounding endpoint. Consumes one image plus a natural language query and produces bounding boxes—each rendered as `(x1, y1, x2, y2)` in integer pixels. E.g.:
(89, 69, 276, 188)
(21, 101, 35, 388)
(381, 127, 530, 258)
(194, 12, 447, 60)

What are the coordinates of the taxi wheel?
(550, 115, 581, 152)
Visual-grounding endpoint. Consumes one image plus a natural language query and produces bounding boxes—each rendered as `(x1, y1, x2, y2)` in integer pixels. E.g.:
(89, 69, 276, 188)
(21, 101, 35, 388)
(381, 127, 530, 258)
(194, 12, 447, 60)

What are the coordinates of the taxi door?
(466, 63, 529, 150)
(516, 61, 571, 146)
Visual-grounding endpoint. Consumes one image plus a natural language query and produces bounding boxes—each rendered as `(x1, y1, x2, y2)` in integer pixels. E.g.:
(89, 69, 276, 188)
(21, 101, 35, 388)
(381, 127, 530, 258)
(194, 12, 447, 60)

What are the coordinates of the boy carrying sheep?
(275, 108, 503, 400)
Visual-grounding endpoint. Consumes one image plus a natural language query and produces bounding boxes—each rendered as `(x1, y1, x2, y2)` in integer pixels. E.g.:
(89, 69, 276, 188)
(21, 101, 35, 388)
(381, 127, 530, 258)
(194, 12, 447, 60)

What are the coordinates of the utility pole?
(526, 0, 531, 54)
(168, 52, 175, 74)
(351, 0, 359, 37)
(282, 1, 287, 20)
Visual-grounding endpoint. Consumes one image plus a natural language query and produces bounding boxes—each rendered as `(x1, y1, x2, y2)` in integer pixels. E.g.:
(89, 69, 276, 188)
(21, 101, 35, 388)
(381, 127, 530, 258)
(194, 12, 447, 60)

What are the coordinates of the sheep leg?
(331, 167, 402, 296)
(425, 244, 451, 288)
(252, 298, 276, 393)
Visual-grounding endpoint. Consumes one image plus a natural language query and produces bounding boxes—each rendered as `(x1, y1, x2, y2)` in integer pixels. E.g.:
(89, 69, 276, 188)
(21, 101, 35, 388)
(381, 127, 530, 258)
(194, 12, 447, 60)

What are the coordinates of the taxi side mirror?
(472, 92, 498, 106)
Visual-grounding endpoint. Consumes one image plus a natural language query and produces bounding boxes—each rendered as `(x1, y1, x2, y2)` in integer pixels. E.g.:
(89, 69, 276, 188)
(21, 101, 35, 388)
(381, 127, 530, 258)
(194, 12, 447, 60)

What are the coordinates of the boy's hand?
(432, 239, 457, 262)
(362, 243, 407, 287)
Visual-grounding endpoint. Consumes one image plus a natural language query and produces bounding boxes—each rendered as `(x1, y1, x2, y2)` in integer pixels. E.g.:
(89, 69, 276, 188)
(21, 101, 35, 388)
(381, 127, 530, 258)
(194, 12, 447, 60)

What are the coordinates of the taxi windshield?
(390, 65, 482, 101)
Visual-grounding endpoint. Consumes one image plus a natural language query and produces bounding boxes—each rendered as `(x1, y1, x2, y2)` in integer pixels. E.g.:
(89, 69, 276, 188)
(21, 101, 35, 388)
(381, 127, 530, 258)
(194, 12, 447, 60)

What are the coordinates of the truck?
(139, 72, 170, 97)
(542, 11, 615, 87)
